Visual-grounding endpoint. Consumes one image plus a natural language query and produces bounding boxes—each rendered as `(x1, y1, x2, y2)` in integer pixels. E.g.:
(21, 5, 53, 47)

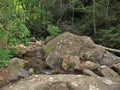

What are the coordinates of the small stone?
(60, 40, 63, 43)
(10, 86, 13, 88)
(35, 75, 39, 78)
(102, 79, 116, 85)
(71, 81, 79, 87)
(69, 42, 72, 45)
(88, 85, 99, 90)
(57, 42, 60, 45)
(49, 77, 54, 80)
(28, 68, 34, 75)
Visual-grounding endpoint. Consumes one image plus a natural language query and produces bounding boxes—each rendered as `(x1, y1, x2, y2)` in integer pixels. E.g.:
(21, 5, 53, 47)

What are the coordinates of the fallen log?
(102, 46, 120, 54)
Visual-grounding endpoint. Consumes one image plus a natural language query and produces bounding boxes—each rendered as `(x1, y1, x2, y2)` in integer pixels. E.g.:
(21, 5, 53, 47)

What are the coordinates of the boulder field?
(0, 32, 120, 90)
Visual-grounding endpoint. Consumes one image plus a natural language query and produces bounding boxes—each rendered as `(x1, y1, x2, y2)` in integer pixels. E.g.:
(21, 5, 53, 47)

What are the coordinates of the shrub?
(8, 23, 30, 45)
(0, 49, 12, 67)
(97, 26, 120, 49)
(47, 24, 60, 36)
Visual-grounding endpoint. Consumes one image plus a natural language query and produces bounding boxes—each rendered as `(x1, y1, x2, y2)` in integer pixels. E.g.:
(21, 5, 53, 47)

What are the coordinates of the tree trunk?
(92, 0, 97, 35)
(106, 0, 110, 18)
(71, 1, 74, 26)
(0, 42, 3, 48)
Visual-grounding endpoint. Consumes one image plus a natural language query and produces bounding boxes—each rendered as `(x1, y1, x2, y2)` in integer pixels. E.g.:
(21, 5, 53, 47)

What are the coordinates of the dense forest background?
(0, 0, 120, 48)
(0, 0, 120, 66)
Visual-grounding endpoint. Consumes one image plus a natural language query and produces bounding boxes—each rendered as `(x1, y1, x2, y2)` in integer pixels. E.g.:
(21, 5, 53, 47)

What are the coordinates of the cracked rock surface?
(1, 75, 120, 90)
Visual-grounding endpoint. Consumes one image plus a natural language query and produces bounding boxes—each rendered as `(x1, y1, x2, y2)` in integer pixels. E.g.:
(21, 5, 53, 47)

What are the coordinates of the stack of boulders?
(0, 39, 45, 84)
(1, 32, 120, 89)
(44, 32, 120, 77)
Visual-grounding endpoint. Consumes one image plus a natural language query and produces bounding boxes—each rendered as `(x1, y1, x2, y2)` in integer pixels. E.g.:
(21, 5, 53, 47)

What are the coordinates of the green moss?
(44, 41, 56, 54)
(75, 38, 81, 43)
(89, 54, 98, 60)
(84, 52, 99, 60)
(53, 59, 63, 69)
(67, 63, 75, 70)
(44, 32, 80, 55)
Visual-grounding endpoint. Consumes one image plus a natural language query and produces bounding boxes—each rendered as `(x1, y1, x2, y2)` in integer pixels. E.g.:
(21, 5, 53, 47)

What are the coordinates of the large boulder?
(1, 75, 120, 90)
(6, 58, 29, 81)
(44, 32, 120, 71)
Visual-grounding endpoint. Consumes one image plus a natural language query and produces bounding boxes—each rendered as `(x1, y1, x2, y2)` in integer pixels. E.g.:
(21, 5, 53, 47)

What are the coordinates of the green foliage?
(0, 23, 30, 46)
(0, 49, 12, 67)
(0, 0, 30, 47)
(0, 0, 120, 49)
(98, 26, 120, 48)
(0, 24, 5, 41)
(47, 24, 60, 36)
(8, 23, 30, 45)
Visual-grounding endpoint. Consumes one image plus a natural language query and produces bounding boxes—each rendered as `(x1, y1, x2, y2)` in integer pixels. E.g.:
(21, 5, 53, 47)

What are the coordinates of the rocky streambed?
(0, 32, 120, 90)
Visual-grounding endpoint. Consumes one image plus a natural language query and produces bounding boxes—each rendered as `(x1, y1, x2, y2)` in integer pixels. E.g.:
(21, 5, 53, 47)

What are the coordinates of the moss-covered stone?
(44, 32, 120, 71)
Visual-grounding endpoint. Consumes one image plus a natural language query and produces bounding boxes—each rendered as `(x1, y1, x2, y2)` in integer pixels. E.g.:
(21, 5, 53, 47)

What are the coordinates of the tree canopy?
(0, 0, 120, 52)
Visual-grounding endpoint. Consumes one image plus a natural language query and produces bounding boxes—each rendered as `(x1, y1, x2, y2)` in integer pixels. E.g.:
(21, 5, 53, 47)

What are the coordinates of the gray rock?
(44, 32, 120, 72)
(83, 69, 99, 77)
(98, 66, 119, 77)
(10, 40, 44, 57)
(79, 61, 100, 70)
(46, 52, 62, 70)
(6, 58, 29, 81)
(62, 55, 80, 70)
(62, 56, 99, 71)
(1, 75, 120, 90)
(99, 51, 120, 66)
(112, 63, 120, 74)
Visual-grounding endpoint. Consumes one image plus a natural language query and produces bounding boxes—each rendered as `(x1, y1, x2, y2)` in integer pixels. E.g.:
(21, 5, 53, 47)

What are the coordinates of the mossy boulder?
(44, 32, 120, 71)
(6, 58, 29, 81)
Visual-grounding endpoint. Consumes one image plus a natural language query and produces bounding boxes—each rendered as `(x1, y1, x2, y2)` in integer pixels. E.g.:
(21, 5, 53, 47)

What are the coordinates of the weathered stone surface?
(24, 49, 47, 74)
(24, 56, 46, 74)
(83, 69, 99, 77)
(79, 61, 100, 70)
(6, 58, 29, 81)
(98, 66, 119, 77)
(99, 51, 120, 66)
(10, 40, 44, 56)
(62, 55, 99, 71)
(62, 55, 80, 70)
(46, 52, 61, 70)
(1, 75, 120, 90)
(112, 63, 120, 74)
(44, 32, 120, 72)
(0, 68, 9, 88)
(12, 44, 27, 55)
(9, 41, 46, 74)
